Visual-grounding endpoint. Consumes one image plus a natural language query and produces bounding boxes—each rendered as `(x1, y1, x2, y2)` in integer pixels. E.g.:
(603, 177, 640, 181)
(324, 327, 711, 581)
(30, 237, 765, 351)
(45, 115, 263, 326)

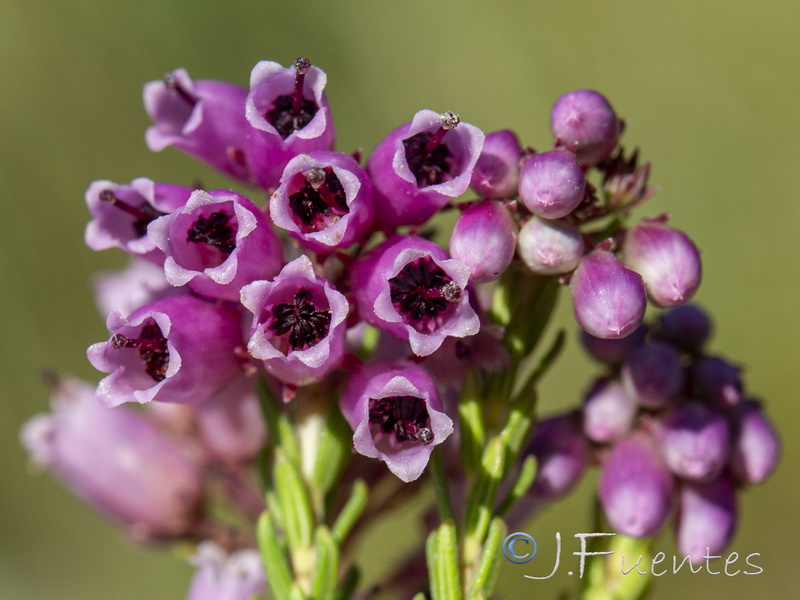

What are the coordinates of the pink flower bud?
(676, 474, 737, 562)
(570, 250, 646, 339)
(470, 129, 522, 198)
(449, 200, 517, 283)
(518, 150, 586, 219)
(550, 89, 620, 166)
(518, 216, 584, 275)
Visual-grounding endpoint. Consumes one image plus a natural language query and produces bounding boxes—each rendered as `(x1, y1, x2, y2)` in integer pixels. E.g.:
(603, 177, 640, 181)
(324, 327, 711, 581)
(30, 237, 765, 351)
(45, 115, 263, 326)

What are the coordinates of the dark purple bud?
(21, 379, 203, 538)
(582, 378, 637, 443)
(449, 200, 517, 283)
(656, 402, 731, 482)
(187, 542, 266, 600)
(518, 216, 584, 275)
(85, 178, 191, 264)
(148, 189, 284, 301)
(527, 411, 590, 500)
(245, 58, 335, 190)
(270, 151, 373, 252)
(622, 342, 685, 409)
(144, 70, 252, 183)
(518, 150, 586, 219)
(599, 431, 675, 538)
(622, 220, 702, 308)
(570, 250, 647, 340)
(352, 236, 479, 357)
(654, 303, 712, 353)
(240, 256, 349, 386)
(470, 129, 522, 198)
(676, 474, 737, 562)
(580, 323, 648, 365)
(690, 356, 744, 408)
(367, 110, 485, 226)
(729, 400, 780, 484)
(87, 296, 244, 406)
(550, 89, 620, 166)
(340, 360, 453, 482)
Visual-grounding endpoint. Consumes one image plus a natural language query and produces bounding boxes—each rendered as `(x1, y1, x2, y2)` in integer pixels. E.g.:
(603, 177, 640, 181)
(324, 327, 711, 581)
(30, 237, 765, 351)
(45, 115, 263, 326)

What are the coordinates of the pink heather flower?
(689, 356, 744, 408)
(21, 378, 203, 539)
(470, 129, 522, 198)
(517, 216, 585, 275)
(517, 150, 586, 220)
(599, 431, 675, 538)
(729, 400, 780, 485)
(187, 542, 266, 600)
(148, 189, 284, 301)
(240, 255, 349, 386)
(340, 360, 454, 482)
(655, 402, 731, 482)
(352, 236, 480, 357)
(87, 296, 244, 406)
(269, 151, 373, 253)
(676, 474, 738, 563)
(367, 110, 485, 227)
(622, 219, 702, 308)
(570, 250, 647, 339)
(550, 89, 620, 166)
(449, 200, 517, 283)
(245, 58, 335, 190)
(144, 69, 252, 183)
(93, 259, 183, 318)
(85, 178, 191, 264)
(621, 342, 685, 409)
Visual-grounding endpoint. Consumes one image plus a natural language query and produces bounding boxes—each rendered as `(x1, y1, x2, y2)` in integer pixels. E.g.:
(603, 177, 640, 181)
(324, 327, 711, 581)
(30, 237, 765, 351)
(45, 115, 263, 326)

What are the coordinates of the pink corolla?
(21, 378, 203, 539)
(269, 151, 373, 253)
(85, 177, 191, 263)
(240, 256, 349, 386)
(245, 57, 335, 190)
(87, 296, 244, 406)
(148, 189, 283, 301)
(367, 110, 484, 226)
(186, 542, 266, 600)
(352, 236, 479, 357)
(144, 69, 252, 183)
(340, 360, 453, 482)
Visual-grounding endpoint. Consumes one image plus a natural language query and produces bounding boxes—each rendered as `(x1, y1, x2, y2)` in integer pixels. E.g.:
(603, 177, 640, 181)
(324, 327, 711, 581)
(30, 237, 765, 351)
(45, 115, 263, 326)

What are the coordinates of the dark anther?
(111, 322, 170, 382)
(269, 288, 332, 351)
(294, 56, 312, 75)
(288, 167, 348, 233)
(163, 72, 198, 108)
(403, 131, 454, 188)
(368, 395, 434, 445)
(389, 257, 458, 325)
(186, 211, 237, 254)
(99, 189, 167, 237)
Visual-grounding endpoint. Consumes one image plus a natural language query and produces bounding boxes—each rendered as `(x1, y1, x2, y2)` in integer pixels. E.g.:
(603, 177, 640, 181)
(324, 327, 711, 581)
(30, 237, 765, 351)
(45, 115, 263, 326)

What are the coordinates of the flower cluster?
(526, 304, 780, 561)
(21, 57, 779, 599)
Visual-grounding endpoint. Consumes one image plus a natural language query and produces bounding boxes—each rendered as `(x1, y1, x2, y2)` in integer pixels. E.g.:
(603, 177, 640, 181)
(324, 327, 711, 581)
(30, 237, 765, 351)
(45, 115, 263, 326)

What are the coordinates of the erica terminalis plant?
(21, 57, 779, 600)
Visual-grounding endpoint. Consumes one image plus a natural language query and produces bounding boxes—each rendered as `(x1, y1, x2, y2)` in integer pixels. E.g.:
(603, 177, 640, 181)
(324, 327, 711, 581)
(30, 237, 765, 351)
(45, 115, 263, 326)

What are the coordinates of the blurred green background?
(1, 0, 798, 598)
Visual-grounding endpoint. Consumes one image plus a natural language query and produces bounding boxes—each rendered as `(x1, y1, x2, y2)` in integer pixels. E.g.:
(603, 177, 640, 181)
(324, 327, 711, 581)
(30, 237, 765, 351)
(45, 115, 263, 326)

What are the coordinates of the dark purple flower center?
(186, 211, 237, 255)
(99, 189, 167, 238)
(288, 167, 349, 233)
(264, 57, 319, 140)
(402, 113, 460, 188)
(368, 395, 433, 445)
(389, 257, 462, 332)
(268, 288, 332, 351)
(111, 321, 169, 382)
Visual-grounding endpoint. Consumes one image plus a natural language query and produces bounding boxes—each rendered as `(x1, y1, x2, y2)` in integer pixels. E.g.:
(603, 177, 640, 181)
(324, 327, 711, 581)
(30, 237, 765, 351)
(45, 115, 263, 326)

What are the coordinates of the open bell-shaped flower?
(144, 69, 252, 183)
(340, 360, 453, 482)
